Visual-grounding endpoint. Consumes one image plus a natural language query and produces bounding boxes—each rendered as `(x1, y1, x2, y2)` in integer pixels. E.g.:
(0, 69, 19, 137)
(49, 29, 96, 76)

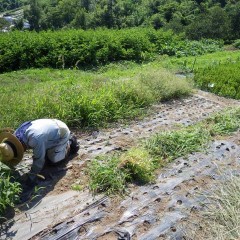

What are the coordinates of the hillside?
(1, 0, 240, 41)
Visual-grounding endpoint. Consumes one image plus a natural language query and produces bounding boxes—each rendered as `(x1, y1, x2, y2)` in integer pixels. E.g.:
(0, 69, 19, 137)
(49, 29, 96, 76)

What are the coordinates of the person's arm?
(28, 134, 46, 177)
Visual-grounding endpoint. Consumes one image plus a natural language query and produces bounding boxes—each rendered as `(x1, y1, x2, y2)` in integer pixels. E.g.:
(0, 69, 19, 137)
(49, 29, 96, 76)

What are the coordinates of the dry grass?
(183, 173, 240, 240)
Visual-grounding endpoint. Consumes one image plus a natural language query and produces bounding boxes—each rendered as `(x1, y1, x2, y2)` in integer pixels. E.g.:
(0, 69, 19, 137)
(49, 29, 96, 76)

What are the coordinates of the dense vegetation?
(1, 0, 240, 41)
(0, 28, 223, 73)
(194, 61, 240, 99)
(32, 0, 240, 41)
(0, 0, 26, 12)
(0, 67, 191, 129)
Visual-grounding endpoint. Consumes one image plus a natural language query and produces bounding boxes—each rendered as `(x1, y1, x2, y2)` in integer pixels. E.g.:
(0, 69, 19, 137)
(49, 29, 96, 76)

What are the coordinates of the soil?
(0, 90, 239, 240)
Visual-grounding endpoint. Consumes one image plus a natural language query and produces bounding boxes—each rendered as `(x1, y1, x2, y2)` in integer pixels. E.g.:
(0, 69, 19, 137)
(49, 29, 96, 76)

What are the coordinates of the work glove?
(20, 173, 37, 188)
(69, 134, 80, 154)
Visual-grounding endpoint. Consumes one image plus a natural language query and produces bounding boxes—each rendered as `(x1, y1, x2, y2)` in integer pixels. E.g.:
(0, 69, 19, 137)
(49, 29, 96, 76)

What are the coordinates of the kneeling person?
(0, 119, 79, 186)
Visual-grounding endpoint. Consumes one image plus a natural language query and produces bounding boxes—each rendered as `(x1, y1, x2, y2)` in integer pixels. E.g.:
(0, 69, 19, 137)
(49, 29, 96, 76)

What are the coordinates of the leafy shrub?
(233, 39, 240, 49)
(0, 28, 223, 73)
(194, 61, 240, 99)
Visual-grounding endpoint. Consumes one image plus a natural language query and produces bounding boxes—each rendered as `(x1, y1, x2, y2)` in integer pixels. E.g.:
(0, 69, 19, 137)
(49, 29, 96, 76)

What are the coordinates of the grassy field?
(163, 50, 240, 72)
(1, 48, 240, 130)
(0, 65, 192, 130)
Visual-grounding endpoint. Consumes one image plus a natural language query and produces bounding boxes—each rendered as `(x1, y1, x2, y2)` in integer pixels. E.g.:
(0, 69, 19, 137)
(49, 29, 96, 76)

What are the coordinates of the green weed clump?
(119, 147, 155, 184)
(207, 107, 240, 136)
(0, 163, 22, 218)
(88, 155, 129, 195)
(194, 61, 240, 99)
(145, 126, 210, 162)
(88, 147, 156, 195)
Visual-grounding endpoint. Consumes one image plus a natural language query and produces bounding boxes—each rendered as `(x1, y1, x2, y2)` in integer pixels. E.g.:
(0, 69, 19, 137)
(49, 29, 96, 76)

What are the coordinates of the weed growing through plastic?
(88, 107, 240, 195)
(144, 126, 210, 163)
(119, 147, 155, 184)
(88, 155, 129, 195)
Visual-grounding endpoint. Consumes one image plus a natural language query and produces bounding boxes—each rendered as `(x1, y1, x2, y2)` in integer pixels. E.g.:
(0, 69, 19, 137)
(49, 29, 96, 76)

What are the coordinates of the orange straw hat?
(0, 132, 24, 167)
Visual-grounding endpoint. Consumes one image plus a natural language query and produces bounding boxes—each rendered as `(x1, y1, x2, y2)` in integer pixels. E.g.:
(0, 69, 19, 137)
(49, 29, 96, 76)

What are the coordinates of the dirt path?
(1, 90, 239, 240)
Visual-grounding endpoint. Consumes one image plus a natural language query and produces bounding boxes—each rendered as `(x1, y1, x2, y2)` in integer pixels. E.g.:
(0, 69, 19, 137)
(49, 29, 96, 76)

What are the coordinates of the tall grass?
(0, 68, 192, 129)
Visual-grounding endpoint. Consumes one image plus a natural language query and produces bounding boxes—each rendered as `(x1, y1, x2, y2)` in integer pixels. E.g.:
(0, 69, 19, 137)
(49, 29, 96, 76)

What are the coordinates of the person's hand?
(20, 173, 37, 188)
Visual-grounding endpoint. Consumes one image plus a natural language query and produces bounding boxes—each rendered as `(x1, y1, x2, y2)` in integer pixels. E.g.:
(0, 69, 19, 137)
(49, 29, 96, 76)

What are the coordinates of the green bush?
(0, 28, 223, 73)
(194, 61, 240, 99)
(119, 147, 155, 184)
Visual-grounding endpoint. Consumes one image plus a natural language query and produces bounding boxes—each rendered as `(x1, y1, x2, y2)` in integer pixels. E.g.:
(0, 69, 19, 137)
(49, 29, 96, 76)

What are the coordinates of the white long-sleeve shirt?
(15, 119, 70, 174)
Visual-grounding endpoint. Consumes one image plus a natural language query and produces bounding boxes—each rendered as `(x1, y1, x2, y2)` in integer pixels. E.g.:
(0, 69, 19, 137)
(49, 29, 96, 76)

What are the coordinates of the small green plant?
(71, 184, 83, 191)
(0, 163, 22, 218)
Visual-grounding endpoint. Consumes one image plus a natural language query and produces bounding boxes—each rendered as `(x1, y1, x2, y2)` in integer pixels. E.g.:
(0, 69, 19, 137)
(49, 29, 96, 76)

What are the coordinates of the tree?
(225, 2, 240, 39)
(0, 18, 10, 29)
(24, 0, 41, 31)
(186, 6, 230, 40)
(71, 9, 87, 29)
